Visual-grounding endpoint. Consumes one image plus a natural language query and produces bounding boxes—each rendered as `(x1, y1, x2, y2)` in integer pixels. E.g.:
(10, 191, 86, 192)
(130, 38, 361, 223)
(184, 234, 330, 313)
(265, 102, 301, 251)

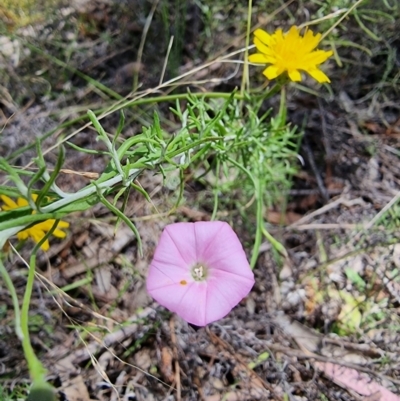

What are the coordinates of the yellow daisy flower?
(248, 26, 334, 83)
(1, 194, 69, 251)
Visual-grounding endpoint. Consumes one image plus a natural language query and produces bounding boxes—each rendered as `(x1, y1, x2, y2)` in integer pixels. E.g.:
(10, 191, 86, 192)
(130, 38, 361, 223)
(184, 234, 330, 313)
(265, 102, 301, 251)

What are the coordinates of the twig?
(160, 36, 174, 86)
(56, 306, 156, 365)
(287, 223, 357, 231)
(169, 316, 181, 401)
(133, 0, 160, 92)
(364, 190, 400, 231)
(206, 328, 284, 401)
(303, 137, 329, 202)
(289, 196, 365, 227)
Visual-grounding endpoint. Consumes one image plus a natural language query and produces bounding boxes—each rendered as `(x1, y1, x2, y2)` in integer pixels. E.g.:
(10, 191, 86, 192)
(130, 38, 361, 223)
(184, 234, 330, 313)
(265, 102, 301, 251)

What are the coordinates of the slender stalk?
(133, 0, 159, 92)
(21, 253, 47, 383)
(20, 223, 60, 384)
(240, 0, 253, 98)
(211, 158, 221, 221)
(250, 178, 263, 269)
(0, 258, 23, 340)
(261, 225, 288, 258)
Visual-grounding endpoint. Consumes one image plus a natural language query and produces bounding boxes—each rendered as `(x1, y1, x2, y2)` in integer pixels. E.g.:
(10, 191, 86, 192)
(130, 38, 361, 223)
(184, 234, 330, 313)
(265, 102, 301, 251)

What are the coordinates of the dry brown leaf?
(204, 388, 266, 401)
(61, 375, 92, 401)
(95, 266, 112, 295)
(60, 168, 100, 179)
(315, 362, 400, 401)
(178, 205, 210, 221)
(274, 313, 380, 364)
(267, 210, 303, 225)
(159, 346, 175, 383)
(362, 121, 384, 134)
(62, 226, 135, 278)
(273, 314, 399, 398)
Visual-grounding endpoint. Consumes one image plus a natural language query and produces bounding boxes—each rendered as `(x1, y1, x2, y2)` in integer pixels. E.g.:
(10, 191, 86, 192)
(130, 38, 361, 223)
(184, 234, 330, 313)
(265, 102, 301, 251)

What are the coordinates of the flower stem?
(0, 258, 24, 340)
(211, 158, 221, 221)
(240, 0, 253, 98)
(250, 178, 264, 269)
(276, 85, 287, 128)
(21, 251, 47, 383)
(21, 223, 61, 384)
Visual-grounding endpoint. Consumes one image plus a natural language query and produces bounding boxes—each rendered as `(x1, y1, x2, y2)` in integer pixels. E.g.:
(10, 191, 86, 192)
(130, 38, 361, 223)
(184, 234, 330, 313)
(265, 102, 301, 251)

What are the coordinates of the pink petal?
(147, 221, 255, 326)
(195, 222, 253, 280)
(176, 282, 211, 326)
(147, 259, 191, 291)
(151, 223, 197, 269)
(149, 280, 205, 325)
(208, 269, 254, 307)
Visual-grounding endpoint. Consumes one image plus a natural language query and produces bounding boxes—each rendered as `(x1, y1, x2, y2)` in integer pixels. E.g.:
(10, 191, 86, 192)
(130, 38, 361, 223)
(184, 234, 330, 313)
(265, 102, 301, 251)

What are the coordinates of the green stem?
(224, 156, 261, 269)
(94, 185, 143, 256)
(118, 91, 245, 111)
(0, 258, 23, 340)
(175, 168, 185, 210)
(211, 158, 221, 221)
(250, 179, 288, 268)
(21, 222, 60, 384)
(261, 225, 288, 258)
(276, 85, 287, 128)
(250, 179, 264, 269)
(240, 0, 253, 98)
(21, 256, 46, 382)
(87, 110, 128, 185)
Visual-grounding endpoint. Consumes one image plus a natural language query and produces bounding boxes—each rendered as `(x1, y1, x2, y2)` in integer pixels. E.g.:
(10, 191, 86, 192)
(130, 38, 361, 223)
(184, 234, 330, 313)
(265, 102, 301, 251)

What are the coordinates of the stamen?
(193, 265, 204, 279)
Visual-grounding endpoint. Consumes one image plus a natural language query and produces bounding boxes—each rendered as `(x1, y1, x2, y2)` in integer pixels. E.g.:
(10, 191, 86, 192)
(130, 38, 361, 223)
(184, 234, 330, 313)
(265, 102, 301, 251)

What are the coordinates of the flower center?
(191, 263, 207, 281)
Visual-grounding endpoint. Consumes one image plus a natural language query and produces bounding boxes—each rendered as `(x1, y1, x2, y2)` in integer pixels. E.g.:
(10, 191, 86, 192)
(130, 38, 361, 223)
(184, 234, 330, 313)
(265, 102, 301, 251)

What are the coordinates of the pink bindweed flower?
(146, 221, 255, 326)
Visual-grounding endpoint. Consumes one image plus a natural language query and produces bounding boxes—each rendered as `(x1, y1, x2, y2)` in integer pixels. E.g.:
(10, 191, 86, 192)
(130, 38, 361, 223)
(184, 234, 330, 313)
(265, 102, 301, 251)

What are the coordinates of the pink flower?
(146, 221, 255, 326)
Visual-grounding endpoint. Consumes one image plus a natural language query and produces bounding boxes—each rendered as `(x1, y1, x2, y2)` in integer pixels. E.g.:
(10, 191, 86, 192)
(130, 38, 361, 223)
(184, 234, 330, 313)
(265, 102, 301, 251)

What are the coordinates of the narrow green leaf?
(114, 110, 125, 145)
(94, 184, 143, 257)
(36, 145, 66, 208)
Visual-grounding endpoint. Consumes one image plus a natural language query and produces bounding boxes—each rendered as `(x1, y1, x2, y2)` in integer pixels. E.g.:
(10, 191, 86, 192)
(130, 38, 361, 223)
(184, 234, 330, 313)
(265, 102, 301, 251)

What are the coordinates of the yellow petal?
(52, 229, 67, 238)
(254, 37, 273, 56)
(251, 25, 333, 84)
(286, 26, 300, 41)
(1, 195, 18, 210)
(307, 68, 331, 83)
(263, 65, 281, 80)
(38, 220, 57, 230)
(272, 28, 284, 43)
(248, 53, 270, 64)
(263, 56, 277, 64)
(304, 50, 333, 65)
(302, 29, 321, 52)
(288, 69, 302, 82)
(39, 239, 50, 251)
(254, 28, 272, 46)
(29, 228, 49, 250)
(17, 229, 30, 240)
(38, 219, 69, 231)
(17, 197, 28, 207)
(57, 220, 70, 229)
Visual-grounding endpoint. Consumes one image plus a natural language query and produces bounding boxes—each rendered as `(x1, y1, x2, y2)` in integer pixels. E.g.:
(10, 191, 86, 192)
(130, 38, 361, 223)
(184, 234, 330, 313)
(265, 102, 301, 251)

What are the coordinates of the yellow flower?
(248, 26, 333, 83)
(1, 194, 69, 251)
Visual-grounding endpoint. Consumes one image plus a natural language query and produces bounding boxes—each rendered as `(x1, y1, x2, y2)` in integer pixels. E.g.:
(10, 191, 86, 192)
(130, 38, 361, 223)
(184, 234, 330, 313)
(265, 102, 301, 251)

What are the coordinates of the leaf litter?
(1, 0, 400, 400)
